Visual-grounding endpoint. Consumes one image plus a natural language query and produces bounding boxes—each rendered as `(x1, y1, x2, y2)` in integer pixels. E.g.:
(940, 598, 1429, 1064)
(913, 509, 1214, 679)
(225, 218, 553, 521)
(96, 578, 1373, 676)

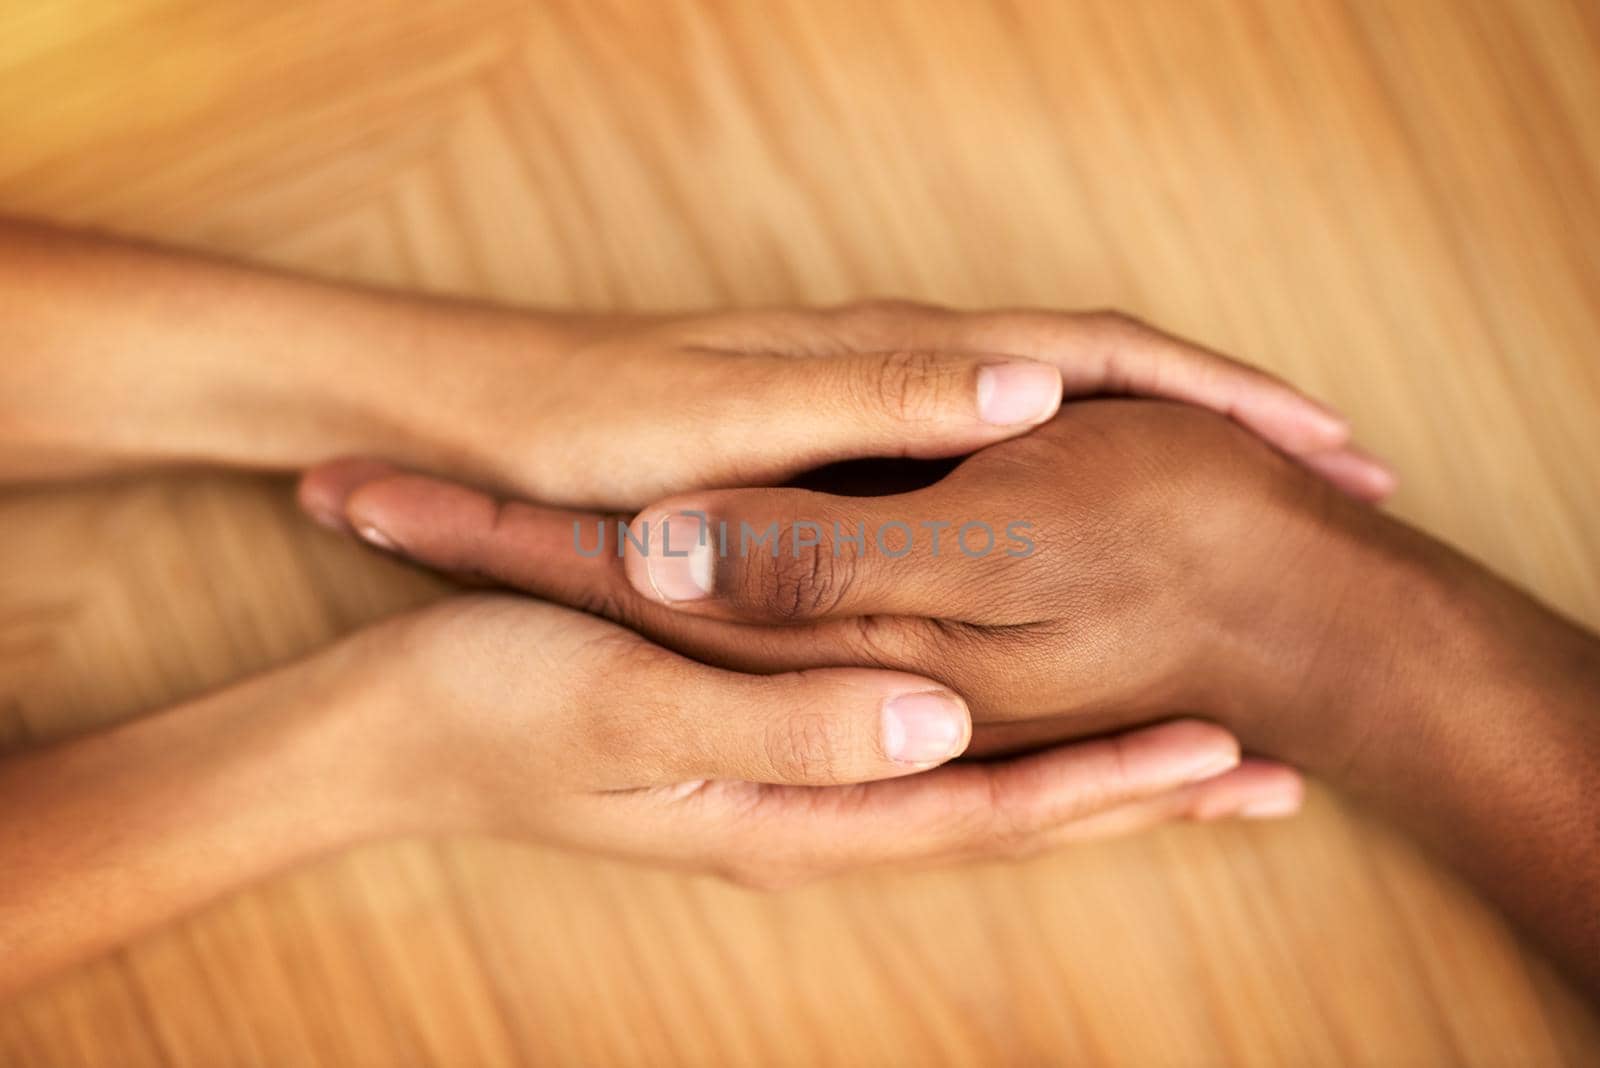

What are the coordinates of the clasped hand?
(297, 304, 1395, 884)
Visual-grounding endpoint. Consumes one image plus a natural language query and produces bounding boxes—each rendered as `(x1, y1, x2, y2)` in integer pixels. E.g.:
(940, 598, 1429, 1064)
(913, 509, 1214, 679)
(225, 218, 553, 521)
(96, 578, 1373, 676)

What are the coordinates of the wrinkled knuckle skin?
(866, 349, 947, 424)
(569, 645, 681, 769)
(484, 494, 520, 539)
(990, 809, 1043, 857)
(766, 709, 844, 784)
(983, 774, 1053, 853)
(1069, 742, 1134, 817)
(841, 614, 917, 671)
(569, 582, 648, 635)
(742, 539, 852, 622)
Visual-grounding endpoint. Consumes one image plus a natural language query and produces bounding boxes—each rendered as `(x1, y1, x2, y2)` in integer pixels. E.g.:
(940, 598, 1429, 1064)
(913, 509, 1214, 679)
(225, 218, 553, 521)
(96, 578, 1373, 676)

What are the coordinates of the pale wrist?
(229, 635, 425, 846)
(317, 610, 507, 837)
(341, 297, 587, 497)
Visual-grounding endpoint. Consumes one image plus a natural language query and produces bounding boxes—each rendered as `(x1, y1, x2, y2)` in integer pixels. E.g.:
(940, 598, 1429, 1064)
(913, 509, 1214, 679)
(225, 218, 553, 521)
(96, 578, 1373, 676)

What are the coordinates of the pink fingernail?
(977, 361, 1062, 426)
(882, 691, 967, 764)
(357, 523, 398, 552)
(643, 513, 714, 602)
(1237, 789, 1303, 819)
(1302, 402, 1349, 444)
(1360, 459, 1399, 498)
(1168, 745, 1241, 785)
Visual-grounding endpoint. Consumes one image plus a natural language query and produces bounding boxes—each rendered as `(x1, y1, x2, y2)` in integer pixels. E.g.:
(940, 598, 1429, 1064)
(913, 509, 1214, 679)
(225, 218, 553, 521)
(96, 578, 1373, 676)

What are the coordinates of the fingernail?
(1294, 397, 1350, 445)
(882, 691, 967, 764)
(643, 513, 714, 602)
(1358, 458, 1399, 498)
(1237, 788, 1303, 819)
(357, 523, 398, 552)
(1163, 743, 1240, 787)
(976, 361, 1062, 426)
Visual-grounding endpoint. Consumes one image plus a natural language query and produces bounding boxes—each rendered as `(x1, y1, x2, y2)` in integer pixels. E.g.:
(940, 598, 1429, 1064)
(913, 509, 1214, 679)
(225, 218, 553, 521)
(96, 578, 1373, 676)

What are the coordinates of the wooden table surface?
(2, 1, 1598, 1063)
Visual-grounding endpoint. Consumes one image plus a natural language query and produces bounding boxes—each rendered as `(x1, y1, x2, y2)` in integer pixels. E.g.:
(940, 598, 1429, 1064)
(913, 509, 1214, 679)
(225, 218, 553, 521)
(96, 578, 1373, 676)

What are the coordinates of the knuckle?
(840, 613, 916, 669)
(569, 581, 644, 632)
(569, 640, 685, 766)
(990, 809, 1044, 855)
(1045, 743, 1134, 819)
(485, 494, 518, 538)
(765, 709, 844, 784)
(1101, 737, 1139, 798)
(1082, 736, 1150, 811)
(981, 773, 1055, 850)
(863, 349, 949, 424)
(839, 616, 977, 690)
(447, 495, 531, 584)
(741, 537, 852, 622)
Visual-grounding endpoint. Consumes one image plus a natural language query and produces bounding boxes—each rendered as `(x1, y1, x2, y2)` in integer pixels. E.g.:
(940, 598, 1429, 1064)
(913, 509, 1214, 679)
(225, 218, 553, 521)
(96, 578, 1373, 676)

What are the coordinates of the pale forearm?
(0, 218, 570, 482)
(0, 640, 408, 1000)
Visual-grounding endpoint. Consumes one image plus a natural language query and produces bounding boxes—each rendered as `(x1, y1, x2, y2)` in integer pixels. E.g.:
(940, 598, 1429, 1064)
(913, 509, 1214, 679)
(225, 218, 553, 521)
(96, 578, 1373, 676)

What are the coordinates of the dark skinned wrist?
(1218, 481, 1600, 817)
(1255, 503, 1600, 995)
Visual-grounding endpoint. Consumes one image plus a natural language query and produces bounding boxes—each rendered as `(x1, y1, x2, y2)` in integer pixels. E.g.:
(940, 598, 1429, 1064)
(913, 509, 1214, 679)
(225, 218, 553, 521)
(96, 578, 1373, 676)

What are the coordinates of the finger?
(957, 310, 1347, 450)
(297, 458, 408, 534)
(950, 310, 1396, 491)
(626, 346, 1064, 498)
(340, 470, 613, 585)
(609, 660, 973, 788)
(552, 746, 1294, 882)
(619, 486, 1032, 624)
(766, 349, 1066, 463)
(1185, 757, 1306, 820)
(1297, 445, 1398, 503)
(328, 467, 1002, 702)
(691, 719, 1244, 878)
(301, 460, 635, 604)
(1040, 758, 1307, 844)
(311, 465, 884, 671)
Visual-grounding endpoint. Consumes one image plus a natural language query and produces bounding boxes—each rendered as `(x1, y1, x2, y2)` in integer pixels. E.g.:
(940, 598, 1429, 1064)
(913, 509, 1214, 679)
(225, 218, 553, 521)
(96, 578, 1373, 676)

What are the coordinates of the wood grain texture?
(2, 0, 1598, 1063)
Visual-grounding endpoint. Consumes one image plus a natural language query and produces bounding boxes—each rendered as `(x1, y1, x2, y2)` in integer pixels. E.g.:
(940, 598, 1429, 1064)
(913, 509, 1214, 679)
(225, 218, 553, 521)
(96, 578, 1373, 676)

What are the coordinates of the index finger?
(952, 310, 1397, 500)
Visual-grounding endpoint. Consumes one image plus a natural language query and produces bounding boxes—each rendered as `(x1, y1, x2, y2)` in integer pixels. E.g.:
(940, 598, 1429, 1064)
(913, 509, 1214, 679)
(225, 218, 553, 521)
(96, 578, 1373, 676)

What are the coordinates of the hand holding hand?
(303, 399, 1391, 770)
(303, 397, 1600, 997)
(328, 303, 1391, 512)
(341, 595, 1299, 886)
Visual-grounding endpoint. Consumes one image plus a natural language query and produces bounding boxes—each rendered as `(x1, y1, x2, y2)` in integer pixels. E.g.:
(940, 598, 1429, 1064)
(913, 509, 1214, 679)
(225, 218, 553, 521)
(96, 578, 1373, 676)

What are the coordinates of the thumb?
(744, 350, 1063, 471)
(297, 458, 409, 534)
(619, 485, 1033, 625)
(652, 664, 974, 786)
